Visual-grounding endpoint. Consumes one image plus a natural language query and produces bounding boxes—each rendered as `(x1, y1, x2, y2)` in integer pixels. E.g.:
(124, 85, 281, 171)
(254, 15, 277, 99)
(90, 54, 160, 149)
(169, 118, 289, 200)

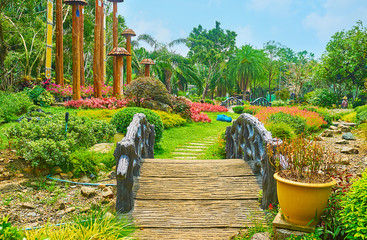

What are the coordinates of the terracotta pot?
(274, 172, 336, 226)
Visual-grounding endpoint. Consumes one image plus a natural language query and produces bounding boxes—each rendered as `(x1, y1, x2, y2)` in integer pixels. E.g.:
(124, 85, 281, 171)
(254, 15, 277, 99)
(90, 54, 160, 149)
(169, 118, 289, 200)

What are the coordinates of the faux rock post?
(225, 113, 280, 209)
(114, 113, 155, 213)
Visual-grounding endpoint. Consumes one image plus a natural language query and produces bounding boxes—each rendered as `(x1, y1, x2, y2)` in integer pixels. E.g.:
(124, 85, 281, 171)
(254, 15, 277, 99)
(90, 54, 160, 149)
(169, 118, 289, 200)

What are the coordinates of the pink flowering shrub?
(188, 102, 228, 123)
(255, 106, 327, 132)
(47, 84, 113, 99)
(64, 97, 128, 109)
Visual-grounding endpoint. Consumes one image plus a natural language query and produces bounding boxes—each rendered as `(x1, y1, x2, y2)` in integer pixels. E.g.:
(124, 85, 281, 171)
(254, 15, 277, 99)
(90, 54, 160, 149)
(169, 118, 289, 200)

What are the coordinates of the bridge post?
(225, 113, 280, 209)
(114, 113, 155, 213)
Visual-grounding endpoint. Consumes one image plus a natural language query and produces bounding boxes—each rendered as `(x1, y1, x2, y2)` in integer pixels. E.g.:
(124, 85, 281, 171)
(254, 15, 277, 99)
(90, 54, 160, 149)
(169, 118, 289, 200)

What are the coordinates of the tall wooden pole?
(72, 5, 81, 100)
(145, 65, 150, 77)
(112, 2, 118, 93)
(56, 0, 64, 86)
(100, 0, 105, 90)
(115, 56, 123, 97)
(93, 0, 102, 98)
(80, 5, 85, 87)
(126, 35, 132, 84)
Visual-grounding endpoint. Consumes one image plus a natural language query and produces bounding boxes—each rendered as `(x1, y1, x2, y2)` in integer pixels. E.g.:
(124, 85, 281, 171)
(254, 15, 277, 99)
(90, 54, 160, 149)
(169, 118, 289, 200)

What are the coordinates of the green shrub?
(111, 107, 164, 144)
(356, 105, 367, 123)
(275, 89, 290, 101)
(204, 99, 214, 105)
(77, 109, 120, 122)
(339, 170, 367, 239)
(232, 106, 244, 114)
(309, 89, 339, 108)
(268, 112, 307, 134)
(69, 149, 114, 177)
(125, 77, 171, 107)
(26, 85, 55, 107)
(0, 216, 25, 240)
(153, 110, 186, 129)
(170, 96, 191, 119)
(6, 113, 115, 169)
(341, 111, 357, 123)
(304, 91, 315, 103)
(352, 97, 366, 108)
(0, 91, 33, 123)
(271, 100, 287, 107)
(266, 122, 296, 140)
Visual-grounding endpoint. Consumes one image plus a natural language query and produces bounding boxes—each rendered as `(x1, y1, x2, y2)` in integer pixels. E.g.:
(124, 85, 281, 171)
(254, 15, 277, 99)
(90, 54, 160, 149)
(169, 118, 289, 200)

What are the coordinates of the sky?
(117, 0, 367, 59)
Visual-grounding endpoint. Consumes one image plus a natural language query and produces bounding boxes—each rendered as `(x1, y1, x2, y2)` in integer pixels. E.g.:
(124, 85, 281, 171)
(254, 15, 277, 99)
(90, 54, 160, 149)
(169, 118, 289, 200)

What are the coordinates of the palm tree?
(228, 45, 266, 100)
(136, 34, 198, 93)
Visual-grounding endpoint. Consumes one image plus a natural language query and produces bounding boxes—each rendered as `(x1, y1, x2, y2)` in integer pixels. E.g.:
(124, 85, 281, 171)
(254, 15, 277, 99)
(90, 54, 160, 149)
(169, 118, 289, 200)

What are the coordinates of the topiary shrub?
(339, 170, 367, 239)
(266, 122, 296, 140)
(153, 110, 186, 129)
(110, 107, 164, 145)
(309, 89, 339, 108)
(232, 106, 244, 114)
(204, 99, 214, 105)
(125, 77, 171, 107)
(170, 96, 191, 119)
(0, 91, 33, 123)
(268, 112, 307, 134)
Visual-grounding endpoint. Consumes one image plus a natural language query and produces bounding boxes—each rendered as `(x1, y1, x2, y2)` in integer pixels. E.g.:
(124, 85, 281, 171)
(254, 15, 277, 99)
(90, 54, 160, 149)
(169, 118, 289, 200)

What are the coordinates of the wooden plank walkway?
(133, 159, 263, 240)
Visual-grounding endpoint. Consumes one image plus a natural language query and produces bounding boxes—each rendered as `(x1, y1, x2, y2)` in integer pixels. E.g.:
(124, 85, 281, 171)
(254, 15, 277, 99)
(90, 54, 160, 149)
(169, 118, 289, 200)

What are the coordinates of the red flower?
(269, 203, 273, 210)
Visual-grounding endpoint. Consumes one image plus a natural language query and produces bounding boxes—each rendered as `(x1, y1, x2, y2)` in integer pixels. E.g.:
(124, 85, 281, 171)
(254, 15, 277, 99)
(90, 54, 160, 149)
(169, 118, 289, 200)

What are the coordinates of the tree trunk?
(165, 70, 172, 93)
(268, 70, 272, 103)
(0, 16, 7, 69)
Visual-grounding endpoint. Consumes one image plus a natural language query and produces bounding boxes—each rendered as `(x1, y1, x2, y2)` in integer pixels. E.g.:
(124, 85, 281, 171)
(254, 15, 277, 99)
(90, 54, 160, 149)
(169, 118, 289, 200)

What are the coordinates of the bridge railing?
(250, 97, 271, 107)
(225, 113, 280, 209)
(220, 97, 244, 108)
(114, 113, 155, 213)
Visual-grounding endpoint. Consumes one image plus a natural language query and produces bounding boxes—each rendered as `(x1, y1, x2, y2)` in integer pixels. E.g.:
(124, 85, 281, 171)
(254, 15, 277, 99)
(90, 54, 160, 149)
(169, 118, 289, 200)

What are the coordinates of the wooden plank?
(136, 177, 260, 200)
(140, 164, 253, 177)
(134, 228, 242, 240)
(133, 199, 263, 228)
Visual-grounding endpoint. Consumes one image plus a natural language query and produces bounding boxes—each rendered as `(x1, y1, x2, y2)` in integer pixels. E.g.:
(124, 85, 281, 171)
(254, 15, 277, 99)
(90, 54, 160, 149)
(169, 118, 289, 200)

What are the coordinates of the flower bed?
(46, 84, 113, 99)
(255, 106, 327, 133)
(189, 102, 228, 123)
(64, 97, 128, 109)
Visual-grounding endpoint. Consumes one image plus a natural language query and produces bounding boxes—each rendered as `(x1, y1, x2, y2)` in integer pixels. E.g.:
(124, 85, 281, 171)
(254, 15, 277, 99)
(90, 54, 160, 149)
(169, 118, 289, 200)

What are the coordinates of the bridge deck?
(133, 159, 263, 240)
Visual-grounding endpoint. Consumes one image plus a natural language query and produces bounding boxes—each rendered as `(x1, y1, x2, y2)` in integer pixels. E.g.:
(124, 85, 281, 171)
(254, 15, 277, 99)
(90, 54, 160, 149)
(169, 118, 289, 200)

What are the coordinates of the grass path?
(154, 112, 240, 159)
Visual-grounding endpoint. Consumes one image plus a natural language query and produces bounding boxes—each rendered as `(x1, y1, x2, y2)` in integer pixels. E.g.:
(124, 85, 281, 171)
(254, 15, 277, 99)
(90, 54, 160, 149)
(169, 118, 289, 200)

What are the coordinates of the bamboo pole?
(56, 0, 64, 86)
(80, 5, 85, 87)
(72, 5, 81, 100)
(115, 56, 123, 97)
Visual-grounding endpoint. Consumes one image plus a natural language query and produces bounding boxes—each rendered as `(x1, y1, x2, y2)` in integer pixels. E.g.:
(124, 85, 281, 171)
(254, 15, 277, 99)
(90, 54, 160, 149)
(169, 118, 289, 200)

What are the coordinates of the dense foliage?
(0, 91, 33, 123)
(339, 170, 367, 239)
(6, 113, 115, 169)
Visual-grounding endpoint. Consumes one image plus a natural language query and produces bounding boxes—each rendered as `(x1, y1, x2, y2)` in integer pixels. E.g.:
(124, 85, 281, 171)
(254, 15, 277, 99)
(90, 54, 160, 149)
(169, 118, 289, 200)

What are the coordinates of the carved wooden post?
(122, 29, 136, 85)
(108, 47, 130, 97)
(56, 0, 64, 86)
(80, 5, 85, 87)
(64, 0, 87, 100)
(140, 58, 155, 77)
(93, 0, 103, 98)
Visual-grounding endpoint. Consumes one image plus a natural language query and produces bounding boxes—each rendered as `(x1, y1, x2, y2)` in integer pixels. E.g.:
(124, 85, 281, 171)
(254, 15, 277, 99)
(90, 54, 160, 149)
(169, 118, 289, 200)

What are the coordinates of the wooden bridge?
(114, 114, 278, 240)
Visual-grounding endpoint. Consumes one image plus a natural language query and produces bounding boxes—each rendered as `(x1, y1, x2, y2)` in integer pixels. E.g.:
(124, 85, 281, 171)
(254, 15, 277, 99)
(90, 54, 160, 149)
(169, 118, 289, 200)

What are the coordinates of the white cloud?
(303, 0, 367, 41)
(236, 25, 255, 46)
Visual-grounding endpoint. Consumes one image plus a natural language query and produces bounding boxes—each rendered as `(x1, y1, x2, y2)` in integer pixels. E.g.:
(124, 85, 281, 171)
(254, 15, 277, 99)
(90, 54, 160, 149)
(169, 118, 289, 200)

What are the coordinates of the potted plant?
(267, 137, 337, 226)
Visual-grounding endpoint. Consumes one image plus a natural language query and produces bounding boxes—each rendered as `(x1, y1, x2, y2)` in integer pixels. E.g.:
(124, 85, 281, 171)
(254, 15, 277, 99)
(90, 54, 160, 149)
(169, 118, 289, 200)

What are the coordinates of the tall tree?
(316, 21, 367, 100)
(186, 21, 236, 99)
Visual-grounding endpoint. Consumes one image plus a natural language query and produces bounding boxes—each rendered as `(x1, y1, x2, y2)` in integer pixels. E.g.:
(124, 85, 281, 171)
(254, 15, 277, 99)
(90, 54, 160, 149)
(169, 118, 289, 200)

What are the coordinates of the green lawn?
(154, 112, 240, 159)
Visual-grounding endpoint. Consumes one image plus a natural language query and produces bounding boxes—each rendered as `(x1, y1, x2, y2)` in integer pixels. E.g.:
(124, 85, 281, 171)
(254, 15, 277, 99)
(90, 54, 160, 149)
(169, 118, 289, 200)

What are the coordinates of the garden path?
(132, 157, 262, 240)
